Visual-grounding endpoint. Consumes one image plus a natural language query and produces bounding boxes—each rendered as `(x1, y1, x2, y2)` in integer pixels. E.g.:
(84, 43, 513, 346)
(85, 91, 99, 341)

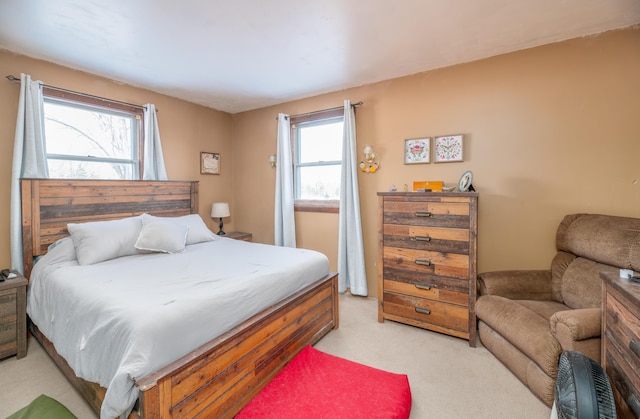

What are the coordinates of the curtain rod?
(5, 74, 148, 111)
(276, 101, 363, 120)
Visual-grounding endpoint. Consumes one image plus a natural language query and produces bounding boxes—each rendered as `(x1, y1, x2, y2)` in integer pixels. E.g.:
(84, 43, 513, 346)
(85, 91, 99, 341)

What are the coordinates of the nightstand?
(0, 272, 27, 360)
(226, 231, 253, 242)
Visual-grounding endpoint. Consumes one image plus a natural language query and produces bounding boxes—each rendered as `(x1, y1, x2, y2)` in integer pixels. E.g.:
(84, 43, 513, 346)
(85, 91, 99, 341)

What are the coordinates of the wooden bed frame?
(21, 179, 339, 419)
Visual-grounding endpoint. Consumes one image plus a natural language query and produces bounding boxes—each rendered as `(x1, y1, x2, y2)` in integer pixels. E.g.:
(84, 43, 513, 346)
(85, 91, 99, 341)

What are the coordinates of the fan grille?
(555, 351, 616, 419)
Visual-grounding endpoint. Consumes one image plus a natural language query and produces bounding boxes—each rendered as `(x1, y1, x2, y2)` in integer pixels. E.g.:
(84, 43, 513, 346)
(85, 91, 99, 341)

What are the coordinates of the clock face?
(458, 171, 473, 192)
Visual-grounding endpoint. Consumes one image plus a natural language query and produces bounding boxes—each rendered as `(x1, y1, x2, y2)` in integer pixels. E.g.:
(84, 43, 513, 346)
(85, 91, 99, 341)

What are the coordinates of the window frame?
(42, 87, 145, 180)
(291, 108, 344, 213)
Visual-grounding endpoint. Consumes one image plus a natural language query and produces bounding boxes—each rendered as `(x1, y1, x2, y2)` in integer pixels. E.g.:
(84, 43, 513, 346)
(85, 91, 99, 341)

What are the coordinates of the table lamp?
(211, 202, 230, 235)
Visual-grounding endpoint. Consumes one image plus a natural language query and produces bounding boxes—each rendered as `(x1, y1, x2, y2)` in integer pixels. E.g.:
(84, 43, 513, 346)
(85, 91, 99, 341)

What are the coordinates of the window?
(42, 88, 143, 180)
(292, 109, 344, 212)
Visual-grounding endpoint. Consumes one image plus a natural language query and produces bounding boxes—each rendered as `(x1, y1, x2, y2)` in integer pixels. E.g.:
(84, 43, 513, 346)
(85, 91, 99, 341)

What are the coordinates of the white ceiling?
(1, 0, 639, 114)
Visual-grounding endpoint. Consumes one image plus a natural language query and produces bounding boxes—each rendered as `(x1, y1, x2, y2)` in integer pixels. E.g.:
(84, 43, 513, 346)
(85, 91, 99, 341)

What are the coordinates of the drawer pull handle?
(415, 307, 431, 315)
(416, 211, 432, 217)
(415, 284, 432, 290)
(628, 394, 640, 418)
(630, 339, 640, 358)
(415, 259, 431, 266)
(415, 235, 431, 242)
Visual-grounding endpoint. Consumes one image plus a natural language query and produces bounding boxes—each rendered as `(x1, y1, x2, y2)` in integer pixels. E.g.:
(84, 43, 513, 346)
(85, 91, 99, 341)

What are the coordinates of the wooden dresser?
(601, 272, 640, 418)
(377, 192, 478, 346)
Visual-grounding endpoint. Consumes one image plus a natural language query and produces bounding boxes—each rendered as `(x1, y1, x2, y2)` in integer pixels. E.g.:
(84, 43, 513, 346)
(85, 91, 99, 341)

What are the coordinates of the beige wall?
(2, 28, 639, 298)
(232, 27, 640, 297)
(0, 50, 234, 268)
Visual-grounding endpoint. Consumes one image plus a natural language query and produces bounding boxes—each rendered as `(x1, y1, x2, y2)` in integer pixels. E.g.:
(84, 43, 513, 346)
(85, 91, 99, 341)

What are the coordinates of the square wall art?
(404, 138, 431, 164)
(433, 135, 463, 163)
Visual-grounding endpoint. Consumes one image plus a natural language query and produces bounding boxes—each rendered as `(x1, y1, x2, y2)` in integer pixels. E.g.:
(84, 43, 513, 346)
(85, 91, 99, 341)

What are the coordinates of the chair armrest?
(477, 270, 552, 300)
(550, 308, 602, 342)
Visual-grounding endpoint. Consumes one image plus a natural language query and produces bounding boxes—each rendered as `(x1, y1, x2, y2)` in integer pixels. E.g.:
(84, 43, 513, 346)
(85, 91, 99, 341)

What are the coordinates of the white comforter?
(27, 237, 329, 418)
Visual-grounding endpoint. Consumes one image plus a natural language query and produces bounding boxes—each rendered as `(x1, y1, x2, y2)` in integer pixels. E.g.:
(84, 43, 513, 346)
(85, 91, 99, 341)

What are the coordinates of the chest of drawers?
(601, 272, 640, 418)
(377, 192, 478, 346)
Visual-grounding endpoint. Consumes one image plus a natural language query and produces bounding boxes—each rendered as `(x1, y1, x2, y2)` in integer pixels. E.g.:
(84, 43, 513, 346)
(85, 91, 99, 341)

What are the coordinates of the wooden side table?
(226, 231, 253, 242)
(0, 272, 27, 359)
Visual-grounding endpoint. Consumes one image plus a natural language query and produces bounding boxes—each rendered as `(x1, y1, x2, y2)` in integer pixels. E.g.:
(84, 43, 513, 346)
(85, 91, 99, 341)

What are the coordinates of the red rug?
(237, 345, 412, 419)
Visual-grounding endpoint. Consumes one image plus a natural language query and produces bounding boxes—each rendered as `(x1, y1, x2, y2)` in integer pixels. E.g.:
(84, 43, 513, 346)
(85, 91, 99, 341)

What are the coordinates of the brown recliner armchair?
(476, 213, 640, 406)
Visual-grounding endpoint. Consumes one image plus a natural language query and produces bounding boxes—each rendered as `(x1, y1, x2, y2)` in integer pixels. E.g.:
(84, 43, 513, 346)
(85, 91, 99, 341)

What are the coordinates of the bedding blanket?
(27, 237, 329, 418)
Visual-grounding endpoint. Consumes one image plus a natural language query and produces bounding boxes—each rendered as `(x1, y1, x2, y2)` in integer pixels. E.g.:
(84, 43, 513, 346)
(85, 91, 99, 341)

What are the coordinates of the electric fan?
(554, 351, 616, 419)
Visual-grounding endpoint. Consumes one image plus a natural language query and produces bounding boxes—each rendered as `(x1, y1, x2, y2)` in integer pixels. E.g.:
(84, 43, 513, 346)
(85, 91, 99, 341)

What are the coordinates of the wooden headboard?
(21, 179, 199, 278)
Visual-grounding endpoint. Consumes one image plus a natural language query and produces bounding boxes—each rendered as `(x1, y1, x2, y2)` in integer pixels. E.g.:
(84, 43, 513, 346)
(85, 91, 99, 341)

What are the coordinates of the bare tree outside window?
(43, 90, 142, 180)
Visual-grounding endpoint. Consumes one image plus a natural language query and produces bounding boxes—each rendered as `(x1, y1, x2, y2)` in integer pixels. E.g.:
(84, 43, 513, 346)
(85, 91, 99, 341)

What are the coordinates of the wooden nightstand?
(0, 272, 27, 360)
(226, 231, 253, 242)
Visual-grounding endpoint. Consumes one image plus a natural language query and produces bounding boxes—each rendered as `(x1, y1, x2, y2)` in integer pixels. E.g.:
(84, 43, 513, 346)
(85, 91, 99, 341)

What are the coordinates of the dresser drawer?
(0, 291, 17, 319)
(0, 321, 18, 357)
(383, 292, 468, 333)
(0, 290, 18, 358)
(605, 293, 640, 415)
(382, 246, 469, 280)
(384, 278, 468, 306)
(605, 345, 640, 418)
(382, 201, 470, 228)
(606, 295, 640, 373)
(383, 224, 470, 254)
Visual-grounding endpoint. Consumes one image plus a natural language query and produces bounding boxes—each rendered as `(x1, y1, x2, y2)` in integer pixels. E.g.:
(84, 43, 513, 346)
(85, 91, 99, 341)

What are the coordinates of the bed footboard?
(31, 273, 338, 419)
(135, 272, 338, 418)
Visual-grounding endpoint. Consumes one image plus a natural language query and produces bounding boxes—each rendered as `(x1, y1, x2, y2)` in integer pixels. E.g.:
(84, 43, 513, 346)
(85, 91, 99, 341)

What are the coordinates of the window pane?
(298, 165, 341, 200)
(48, 159, 133, 180)
(44, 101, 134, 159)
(299, 121, 343, 163)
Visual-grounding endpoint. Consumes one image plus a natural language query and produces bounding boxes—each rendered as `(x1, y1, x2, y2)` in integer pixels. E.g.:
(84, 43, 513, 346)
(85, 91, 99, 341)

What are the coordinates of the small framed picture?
(201, 152, 220, 174)
(433, 135, 463, 163)
(404, 138, 431, 164)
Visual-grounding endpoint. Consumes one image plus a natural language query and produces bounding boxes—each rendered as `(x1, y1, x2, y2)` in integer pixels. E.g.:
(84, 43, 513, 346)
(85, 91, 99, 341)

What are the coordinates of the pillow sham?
(67, 216, 143, 265)
(135, 214, 188, 254)
(174, 214, 218, 245)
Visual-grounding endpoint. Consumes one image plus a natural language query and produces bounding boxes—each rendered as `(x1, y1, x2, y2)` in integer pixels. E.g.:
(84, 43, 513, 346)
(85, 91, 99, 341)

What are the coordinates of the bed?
(21, 178, 339, 419)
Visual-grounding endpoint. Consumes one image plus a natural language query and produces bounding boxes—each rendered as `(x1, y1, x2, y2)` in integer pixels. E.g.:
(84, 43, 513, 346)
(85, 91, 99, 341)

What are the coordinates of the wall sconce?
(360, 145, 380, 173)
(211, 202, 230, 235)
(268, 154, 277, 168)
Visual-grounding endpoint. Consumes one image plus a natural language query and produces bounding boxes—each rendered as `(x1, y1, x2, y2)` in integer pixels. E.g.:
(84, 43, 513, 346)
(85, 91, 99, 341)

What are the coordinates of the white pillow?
(67, 216, 143, 265)
(174, 214, 218, 245)
(135, 214, 188, 253)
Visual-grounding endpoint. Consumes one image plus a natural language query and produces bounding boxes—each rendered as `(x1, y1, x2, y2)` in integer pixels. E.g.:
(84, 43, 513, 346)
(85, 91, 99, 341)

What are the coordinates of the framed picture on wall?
(433, 135, 463, 163)
(201, 152, 220, 174)
(404, 137, 431, 164)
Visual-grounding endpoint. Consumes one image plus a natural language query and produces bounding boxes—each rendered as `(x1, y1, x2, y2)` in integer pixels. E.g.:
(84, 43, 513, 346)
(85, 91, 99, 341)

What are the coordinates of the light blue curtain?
(274, 113, 296, 247)
(11, 73, 49, 272)
(142, 103, 168, 180)
(338, 100, 368, 295)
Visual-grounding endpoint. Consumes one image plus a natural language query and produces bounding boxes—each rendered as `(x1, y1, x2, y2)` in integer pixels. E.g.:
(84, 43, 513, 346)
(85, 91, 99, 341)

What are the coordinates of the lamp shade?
(211, 202, 230, 218)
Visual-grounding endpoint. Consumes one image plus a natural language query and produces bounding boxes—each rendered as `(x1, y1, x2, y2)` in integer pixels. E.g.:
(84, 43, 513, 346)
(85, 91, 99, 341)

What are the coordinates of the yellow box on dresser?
(377, 192, 478, 346)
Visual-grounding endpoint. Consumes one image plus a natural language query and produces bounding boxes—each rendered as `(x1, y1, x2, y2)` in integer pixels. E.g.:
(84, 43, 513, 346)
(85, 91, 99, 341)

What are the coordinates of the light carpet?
(0, 294, 551, 418)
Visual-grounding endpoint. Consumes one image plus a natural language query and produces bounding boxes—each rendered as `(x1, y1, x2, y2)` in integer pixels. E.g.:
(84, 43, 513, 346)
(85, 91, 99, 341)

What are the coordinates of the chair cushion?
(550, 251, 576, 302)
(560, 257, 615, 309)
(476, 295, 564, 377)
(556, 213, 640, 271)
(516, 300, 570, 321)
